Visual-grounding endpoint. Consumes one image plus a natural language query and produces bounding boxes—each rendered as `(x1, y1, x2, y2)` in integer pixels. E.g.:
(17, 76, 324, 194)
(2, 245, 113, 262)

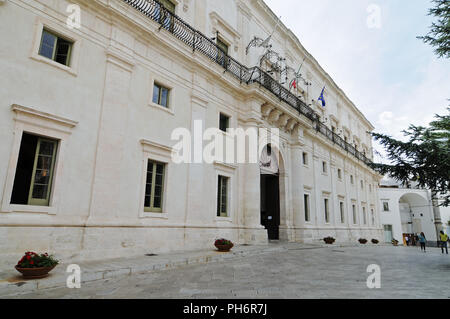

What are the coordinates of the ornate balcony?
(123, 0, 372, 166)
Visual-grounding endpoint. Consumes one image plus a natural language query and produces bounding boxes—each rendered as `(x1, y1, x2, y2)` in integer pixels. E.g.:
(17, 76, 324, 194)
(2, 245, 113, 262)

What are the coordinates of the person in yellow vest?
(439, 231, 448, 254)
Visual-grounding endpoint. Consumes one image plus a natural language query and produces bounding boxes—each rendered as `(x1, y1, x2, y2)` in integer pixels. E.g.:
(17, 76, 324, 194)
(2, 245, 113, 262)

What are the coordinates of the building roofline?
(254, 0, 375, 130)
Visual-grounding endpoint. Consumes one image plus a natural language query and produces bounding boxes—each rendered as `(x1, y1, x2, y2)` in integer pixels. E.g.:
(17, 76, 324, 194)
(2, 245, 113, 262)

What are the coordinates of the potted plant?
(392, 239, 399, 246)
(214, 239, 234, 252)
(15, 252, 59, 279)
(371, 239, 379, 244)
(358, 238, 368, 244)
(323, 236, 336, 244)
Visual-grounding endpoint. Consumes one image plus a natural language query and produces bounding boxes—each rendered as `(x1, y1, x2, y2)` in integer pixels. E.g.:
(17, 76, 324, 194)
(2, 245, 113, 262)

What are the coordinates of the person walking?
(439, 231, 448, 255)
(418, 232, 427, 252)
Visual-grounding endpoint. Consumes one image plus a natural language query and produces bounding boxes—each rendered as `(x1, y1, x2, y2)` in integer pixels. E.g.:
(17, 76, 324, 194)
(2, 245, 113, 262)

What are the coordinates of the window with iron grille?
(39, 29, 73, 66)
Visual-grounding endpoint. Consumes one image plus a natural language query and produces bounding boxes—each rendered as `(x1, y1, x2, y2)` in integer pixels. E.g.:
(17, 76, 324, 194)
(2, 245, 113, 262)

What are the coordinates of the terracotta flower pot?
(15, 265, 56, 279)
(215, 243, 234, 252)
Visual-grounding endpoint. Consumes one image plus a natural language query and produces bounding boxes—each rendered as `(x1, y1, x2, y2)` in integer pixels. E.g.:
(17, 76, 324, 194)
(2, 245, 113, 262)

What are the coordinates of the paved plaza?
(5, 244, 450, 299)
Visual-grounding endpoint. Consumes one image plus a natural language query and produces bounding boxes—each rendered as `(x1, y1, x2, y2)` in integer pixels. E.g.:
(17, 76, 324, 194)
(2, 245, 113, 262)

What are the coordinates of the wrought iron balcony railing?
(123, 0, 372, 166)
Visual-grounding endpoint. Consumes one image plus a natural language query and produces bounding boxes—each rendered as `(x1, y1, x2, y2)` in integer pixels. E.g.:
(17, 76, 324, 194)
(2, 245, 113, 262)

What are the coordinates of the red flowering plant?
(214, 239, 233, 246)
(16, 252, 59, 269)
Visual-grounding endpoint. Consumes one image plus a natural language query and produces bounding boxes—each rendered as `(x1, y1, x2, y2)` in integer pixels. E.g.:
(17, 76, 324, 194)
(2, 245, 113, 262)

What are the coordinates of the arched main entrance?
(260, 144, 281, 240)
(398, 193, 431, 245)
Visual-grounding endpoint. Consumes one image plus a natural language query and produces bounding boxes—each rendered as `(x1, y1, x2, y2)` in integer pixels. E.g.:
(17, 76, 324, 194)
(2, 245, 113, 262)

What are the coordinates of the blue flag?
(318, 87, 326, 107)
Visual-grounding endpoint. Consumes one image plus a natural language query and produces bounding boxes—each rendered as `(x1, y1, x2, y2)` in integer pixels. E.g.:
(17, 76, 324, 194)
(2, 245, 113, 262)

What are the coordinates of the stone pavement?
(0, 241, 321, 297)
(2, 243, 450, 299)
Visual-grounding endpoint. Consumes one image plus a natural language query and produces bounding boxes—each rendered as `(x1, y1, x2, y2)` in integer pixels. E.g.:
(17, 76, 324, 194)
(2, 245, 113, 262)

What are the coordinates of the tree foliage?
(417, 0, 450, 58)
(370, 108, 450, 206)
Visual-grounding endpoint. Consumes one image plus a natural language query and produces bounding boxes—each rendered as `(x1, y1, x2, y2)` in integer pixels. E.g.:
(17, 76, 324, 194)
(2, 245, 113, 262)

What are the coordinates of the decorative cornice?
(140, 139, 174, 156)
(12, 104, 78, 129)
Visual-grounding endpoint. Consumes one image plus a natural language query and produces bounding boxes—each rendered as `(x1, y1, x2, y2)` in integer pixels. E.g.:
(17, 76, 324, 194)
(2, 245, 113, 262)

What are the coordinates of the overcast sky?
(264, 0, 450, 162)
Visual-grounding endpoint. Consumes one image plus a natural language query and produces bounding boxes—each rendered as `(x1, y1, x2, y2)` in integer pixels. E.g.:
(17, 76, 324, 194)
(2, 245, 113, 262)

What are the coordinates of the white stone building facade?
(379, 180, 443, 246)
(0, 0, 382, 265)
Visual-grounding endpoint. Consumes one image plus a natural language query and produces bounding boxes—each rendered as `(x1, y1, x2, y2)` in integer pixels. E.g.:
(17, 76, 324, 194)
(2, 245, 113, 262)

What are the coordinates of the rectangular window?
(361, 180, 364, 189)
(352, 204, 357, 224)
(322, 162, 327, 174)
(350, 175, 354, 184)
(216, 37, 229, 68)
(219, 113, 230, 132)
(39, 29, 73, 66)
(155, 0, 176, 31)
(302, 152, 308, 166)
(363, 207, 367, 225)
(338, 169, 342, 179)
(324, 198, 329, 223)
(144, 160, 165, 213)
(371, 209, 375, 225)
(304, 194, 310, 222)
(11, 133, 58, 206)
(160, 0, 175, 13)
(217, 175, 229, 217)
(152, 83, 170, 108)
(217, 37, 229, 55)
(383, 202, 389, 211)
(340, 202, 345, 223)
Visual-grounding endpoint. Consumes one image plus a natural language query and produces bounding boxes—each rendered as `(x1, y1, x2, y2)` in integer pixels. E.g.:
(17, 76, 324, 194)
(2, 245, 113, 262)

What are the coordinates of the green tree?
(371, 108, 450, 206)
(417, 0, 450, 58)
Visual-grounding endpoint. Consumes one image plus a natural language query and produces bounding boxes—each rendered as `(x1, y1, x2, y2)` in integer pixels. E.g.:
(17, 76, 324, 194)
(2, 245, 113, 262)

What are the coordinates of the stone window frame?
(303, 192, 311, 223)
(149, 75, 175, 115)
(1, 104, 78, 215)
(321, 161, 328, 175)
(139, 139, 173, 219)
(30, 17, 82, 77)
(214, 162, 236, 223)
(217, 109, 233, 134)
(362, 203, 368, 225)
(370, 206, 376, 226)
(303, 186, 313, 224)
(337, 168, 343, 181)
(143, 160, 166, 213)
(302, 152, 309, 167)
(322, 192, 331, 224)
(338, 196, 346, 224)
(351, 200, 358, 225)
(382, 201, 390, 212)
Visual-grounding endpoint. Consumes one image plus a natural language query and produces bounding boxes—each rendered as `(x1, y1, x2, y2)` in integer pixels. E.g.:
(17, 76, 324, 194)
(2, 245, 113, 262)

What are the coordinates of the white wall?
(0, 0, 382, 265)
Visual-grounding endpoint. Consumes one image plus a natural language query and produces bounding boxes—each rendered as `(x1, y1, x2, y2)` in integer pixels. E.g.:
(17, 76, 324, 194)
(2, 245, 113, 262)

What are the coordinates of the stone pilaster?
(88, 47, 135, 222)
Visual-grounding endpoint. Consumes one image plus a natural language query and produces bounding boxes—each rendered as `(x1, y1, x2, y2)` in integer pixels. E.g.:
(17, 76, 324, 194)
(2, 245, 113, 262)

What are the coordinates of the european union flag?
(318, 87, 326, 107)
